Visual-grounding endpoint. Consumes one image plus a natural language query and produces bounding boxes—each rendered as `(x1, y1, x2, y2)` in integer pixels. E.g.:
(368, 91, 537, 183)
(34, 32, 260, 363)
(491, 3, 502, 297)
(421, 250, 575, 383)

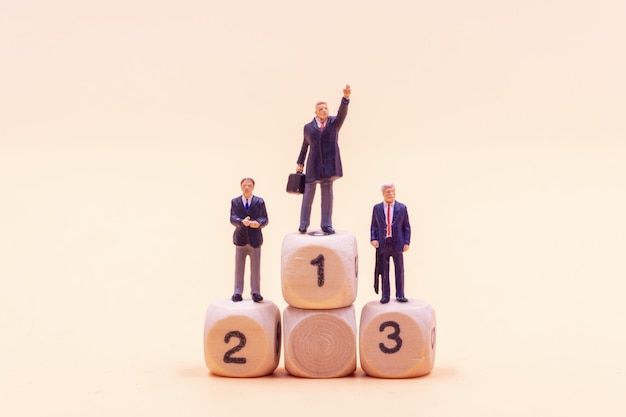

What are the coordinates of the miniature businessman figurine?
(230, 177, 268, 302)
(370, 183, 411, 304)
(296, 84, 351, 235)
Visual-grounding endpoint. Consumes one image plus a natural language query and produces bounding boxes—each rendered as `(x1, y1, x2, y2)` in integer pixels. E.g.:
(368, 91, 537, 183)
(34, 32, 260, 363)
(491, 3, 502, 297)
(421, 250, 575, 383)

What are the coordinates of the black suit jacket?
(230, 196, 268, 248)
(370, 201, 411, 252)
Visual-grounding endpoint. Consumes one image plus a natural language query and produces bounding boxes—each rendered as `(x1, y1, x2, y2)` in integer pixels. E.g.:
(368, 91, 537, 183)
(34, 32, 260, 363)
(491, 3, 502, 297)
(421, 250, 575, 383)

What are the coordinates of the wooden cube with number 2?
(203, 299, 281, 377)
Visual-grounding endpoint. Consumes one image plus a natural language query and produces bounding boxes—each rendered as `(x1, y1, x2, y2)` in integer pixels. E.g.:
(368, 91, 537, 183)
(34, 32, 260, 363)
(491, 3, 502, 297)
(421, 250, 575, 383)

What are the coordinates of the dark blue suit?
(230, 196, 267, 248)
(297, 97, 349, 230)
(297, 97, 349, 182)
(370, 201, 411, 299)
(230, 196, 268, 296)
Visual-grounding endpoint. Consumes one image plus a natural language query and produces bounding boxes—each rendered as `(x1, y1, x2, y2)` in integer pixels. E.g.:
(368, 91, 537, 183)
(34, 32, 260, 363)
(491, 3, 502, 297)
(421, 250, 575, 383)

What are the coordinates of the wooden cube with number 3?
(281, 231, 358, 309)
(203, 299, 281, 377)
(359, 299, 436, 378)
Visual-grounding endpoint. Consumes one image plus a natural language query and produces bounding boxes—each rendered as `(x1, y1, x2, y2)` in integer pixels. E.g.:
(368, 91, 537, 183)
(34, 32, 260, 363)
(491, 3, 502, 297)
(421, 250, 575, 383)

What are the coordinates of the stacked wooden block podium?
(281, 231, 359, 378)
(204, 230, 436, 378)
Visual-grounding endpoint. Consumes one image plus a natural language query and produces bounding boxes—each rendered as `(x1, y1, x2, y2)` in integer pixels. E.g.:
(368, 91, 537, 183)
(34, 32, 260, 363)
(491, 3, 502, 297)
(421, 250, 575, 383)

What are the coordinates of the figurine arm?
(402, 206, 411, 249)
(249, 201, 268, 229)
(343, 84, 351, 99)
(230, 199, 253, 227)
(296, 134, 308, 168)
(333, 85, 351, 130)
(370, 206, 379, 248)
(230, 202, 245, 227)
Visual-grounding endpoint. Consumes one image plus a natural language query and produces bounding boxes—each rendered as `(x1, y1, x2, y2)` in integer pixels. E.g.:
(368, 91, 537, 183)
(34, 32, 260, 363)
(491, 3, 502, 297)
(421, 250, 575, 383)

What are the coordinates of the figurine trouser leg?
(380, 247, 392, 300)
(299, 182, 316, 230)
(234, 244, 261, 296)
(299, 179, 334, 230)
(391, 251, 405, 298)
(380, 245, 405, 299)
(319, 180, 333, 228)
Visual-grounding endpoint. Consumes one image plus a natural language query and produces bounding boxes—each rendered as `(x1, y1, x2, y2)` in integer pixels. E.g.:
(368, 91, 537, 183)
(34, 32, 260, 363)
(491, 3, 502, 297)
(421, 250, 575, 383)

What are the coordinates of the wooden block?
(359, 299, 436, 378)
(281, 231, 358, 309)
(203, 299, 281, 377)
(283, 305, 357, 378)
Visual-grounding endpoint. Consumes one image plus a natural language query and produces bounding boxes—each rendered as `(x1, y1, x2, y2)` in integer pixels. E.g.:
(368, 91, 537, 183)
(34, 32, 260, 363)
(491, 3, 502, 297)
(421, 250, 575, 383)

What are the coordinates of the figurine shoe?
(380, 297, 390, 304)
(298, 227, 307, 234)
(397, 296, 408, 302)
(252, 293, 263, 303)
(231, 293, 243, 302)
(321, 226, 335, 235)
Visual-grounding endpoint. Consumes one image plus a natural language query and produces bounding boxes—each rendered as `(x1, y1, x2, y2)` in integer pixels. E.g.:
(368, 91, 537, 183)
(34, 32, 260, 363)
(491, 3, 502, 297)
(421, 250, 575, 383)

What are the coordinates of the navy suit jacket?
(230, 196, 268, 248)
(297, 97, 349, 182)
(370, 201, 411, 252)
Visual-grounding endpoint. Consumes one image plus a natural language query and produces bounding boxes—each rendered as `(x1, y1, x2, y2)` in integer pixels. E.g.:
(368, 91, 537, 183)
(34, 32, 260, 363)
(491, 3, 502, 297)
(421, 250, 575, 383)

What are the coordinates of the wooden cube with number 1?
(281, 231, 358, 309)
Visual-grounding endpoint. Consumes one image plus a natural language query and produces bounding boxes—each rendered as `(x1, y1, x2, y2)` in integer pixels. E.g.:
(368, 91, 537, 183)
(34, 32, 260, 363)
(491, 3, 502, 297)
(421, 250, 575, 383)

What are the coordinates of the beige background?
(1, 0, 625, 415)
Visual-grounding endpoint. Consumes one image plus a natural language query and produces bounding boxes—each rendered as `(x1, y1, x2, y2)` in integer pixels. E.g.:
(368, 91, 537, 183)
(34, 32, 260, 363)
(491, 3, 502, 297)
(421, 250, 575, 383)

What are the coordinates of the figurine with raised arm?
(230, 177, 268, 302)
(295, 84, 351, 235)
(370, 183, 411, 304)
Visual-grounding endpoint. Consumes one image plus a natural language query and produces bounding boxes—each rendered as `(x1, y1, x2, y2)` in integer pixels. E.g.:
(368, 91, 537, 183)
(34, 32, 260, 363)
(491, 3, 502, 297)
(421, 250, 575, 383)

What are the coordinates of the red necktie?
(387, 203, 391, 237)
(320, 121, 325, 129)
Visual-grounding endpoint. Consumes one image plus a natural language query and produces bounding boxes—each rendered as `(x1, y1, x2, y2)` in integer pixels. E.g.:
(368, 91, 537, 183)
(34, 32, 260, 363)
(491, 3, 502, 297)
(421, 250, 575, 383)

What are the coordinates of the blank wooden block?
(359, 299, 436, 378)
(281, 231, 358, 309)
(203, 299, 281, 377)
(283, 305, 357, 378)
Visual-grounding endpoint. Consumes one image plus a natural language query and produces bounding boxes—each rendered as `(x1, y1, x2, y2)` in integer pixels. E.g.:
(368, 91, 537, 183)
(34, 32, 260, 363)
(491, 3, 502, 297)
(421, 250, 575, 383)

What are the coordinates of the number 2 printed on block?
(223, 330, 247, 364)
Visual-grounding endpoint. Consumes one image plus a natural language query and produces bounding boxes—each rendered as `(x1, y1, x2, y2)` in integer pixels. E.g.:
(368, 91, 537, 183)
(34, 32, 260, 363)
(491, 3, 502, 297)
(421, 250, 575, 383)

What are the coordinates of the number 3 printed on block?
(378, 321, 403, 354)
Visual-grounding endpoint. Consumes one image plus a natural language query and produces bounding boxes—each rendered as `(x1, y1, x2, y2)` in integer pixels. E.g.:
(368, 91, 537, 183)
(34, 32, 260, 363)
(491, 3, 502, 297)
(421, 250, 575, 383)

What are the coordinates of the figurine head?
(381, 183, 396, 204)
(315, 102, 329, 122)
(240, 177, 255, 198)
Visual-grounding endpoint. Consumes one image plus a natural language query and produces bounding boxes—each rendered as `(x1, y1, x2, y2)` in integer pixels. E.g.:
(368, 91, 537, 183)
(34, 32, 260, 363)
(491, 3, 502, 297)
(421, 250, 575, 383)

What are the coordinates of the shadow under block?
(203, 299, 281, 377)
(359, 299, 436, 378)
(281, 231, 358, 309)
(283, 305, 357, 378)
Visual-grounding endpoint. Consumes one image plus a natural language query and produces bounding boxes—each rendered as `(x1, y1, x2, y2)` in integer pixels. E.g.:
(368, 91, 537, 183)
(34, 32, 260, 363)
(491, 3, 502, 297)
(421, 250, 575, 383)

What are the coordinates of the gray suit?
(230, 195, 268, 296)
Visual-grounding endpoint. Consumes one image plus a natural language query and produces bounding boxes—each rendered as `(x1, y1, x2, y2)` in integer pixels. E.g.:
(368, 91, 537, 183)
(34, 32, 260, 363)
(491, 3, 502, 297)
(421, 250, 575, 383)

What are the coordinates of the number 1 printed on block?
(310, 254, 325, 287)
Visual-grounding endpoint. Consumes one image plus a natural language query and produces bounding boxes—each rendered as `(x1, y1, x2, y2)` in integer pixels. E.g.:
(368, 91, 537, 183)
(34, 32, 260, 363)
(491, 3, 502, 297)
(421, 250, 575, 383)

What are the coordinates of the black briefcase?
(286, 172, 305, 194)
